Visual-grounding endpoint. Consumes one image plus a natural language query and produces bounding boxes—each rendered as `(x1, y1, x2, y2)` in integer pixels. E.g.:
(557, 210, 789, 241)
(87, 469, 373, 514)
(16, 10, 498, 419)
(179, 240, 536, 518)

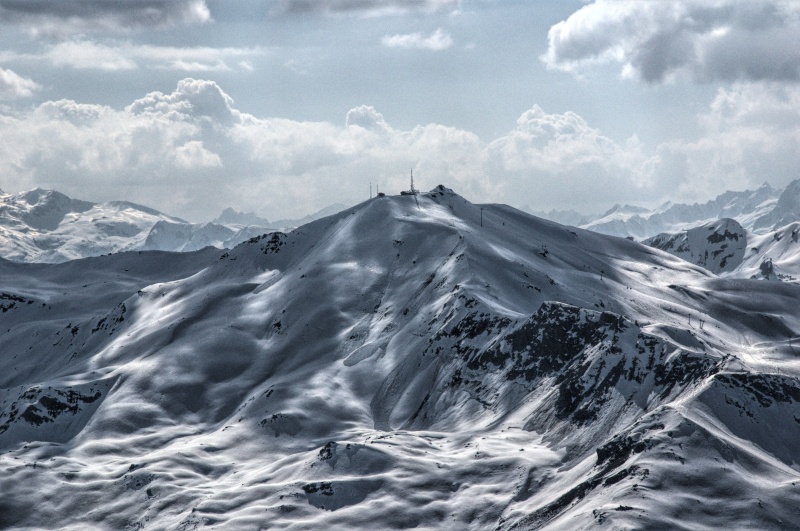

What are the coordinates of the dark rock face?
(444, 302, 718, 423)
(380, 299, 724, 455)
(0, 381, 112, 447)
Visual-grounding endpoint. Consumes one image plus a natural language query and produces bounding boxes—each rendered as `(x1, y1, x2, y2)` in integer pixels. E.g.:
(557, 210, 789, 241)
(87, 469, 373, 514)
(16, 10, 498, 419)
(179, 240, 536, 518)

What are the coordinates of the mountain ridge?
(581, 181, 783, 239)
(3, 181, 800, 263)
(0, 188, 350, 263)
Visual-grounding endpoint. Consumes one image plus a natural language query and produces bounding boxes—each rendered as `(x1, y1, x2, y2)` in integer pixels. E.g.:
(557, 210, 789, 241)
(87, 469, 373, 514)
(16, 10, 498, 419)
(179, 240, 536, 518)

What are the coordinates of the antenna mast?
(400, 168, 420, 196)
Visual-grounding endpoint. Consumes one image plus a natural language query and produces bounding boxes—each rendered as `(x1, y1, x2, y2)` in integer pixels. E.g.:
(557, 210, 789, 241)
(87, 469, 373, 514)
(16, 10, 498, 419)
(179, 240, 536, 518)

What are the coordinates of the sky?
(0, 0, 799, 222)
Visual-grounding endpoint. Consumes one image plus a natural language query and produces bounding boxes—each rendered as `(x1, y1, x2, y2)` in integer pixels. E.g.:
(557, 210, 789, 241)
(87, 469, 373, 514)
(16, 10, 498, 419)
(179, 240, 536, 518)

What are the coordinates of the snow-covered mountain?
(3, 186, 800, 529)
(643, 218, 747, 275)
(6, 181, 800, 265)
(141, 220, 256, 252)
(0, 188, 352, 262)
(140, 203, 353, 254)
(580, 182, 783, 239)
(752, 180, 800, 232)
(214, 204, 350, 230)
(0, 188, 186, 262)
(645, 218, 800, 282)
(525, 206, 592, 228)
(214, 207, 272, 227)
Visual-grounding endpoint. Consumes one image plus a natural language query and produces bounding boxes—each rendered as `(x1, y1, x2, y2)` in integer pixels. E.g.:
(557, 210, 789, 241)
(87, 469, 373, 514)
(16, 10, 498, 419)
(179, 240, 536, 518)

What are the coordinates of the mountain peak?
(0, 188, 186, 261)
(599, 203, 650, 218)
(17, 187, 72, 206)
(752, 179, 800, 231)
(431, 184, 456, 194)
(214, 207, 271, 227)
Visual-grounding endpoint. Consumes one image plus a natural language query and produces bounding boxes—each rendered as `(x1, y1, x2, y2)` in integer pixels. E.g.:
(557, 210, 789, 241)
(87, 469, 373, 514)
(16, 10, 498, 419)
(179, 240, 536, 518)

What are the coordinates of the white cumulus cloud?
(382, 28, 453, 50)
(0, 78, 647, 220)
(0, 67, 40, 99)
(652, 82, 800, 201)
(485, 105, 651, 209)
(174, 140, 222, 169)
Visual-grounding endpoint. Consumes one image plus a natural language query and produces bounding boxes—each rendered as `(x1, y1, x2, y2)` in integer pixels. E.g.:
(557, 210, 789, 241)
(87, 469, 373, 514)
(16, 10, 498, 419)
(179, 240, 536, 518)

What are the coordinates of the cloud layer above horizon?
(2, 77, 799, 221)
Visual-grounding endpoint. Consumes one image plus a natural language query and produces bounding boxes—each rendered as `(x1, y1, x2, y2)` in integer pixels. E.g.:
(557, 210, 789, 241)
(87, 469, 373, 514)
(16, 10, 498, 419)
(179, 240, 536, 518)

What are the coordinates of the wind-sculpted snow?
(2, 186, 800, 529)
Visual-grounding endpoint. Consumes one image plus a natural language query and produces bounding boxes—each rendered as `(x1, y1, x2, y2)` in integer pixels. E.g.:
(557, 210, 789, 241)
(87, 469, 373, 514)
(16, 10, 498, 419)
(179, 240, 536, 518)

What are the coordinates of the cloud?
(0, 66, 39, 99)
(652, 83, 800, 201)
(382, 28, 453, 50)
(485, 105, 651, 209)
(275, 0, 458, 17)
(174, 140, 222, 169)
(127, 78, 240, 125)
(2, 40, 268, 72)
(345, 105, 391, 132)
(0, 0, 211, 36)
(2, 77, 797, 221)
(0, 78, 649, 220)
(542, 0, 800, 83)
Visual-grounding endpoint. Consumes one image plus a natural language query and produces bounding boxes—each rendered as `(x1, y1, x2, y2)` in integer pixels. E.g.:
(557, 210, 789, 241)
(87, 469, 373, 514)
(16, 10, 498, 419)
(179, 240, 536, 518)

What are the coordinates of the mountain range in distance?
(3, 181, 800, 284)
(0, 187, 347, 263)
(3, 185, 800, 529)
(532, 181, 786, 239)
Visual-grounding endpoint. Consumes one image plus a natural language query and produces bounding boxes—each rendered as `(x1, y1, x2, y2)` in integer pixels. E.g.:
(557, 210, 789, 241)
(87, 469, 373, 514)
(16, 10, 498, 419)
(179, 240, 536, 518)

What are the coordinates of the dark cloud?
(0, 0, 211, 35)
(274, 0, 457, 16)
(543, 0, 800, 84)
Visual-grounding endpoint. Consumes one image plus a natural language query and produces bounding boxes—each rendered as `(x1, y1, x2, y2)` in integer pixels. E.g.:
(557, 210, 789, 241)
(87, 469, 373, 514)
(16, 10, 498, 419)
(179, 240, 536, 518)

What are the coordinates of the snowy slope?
(2, 186, 800, 529)
(0, 189, 186, 263)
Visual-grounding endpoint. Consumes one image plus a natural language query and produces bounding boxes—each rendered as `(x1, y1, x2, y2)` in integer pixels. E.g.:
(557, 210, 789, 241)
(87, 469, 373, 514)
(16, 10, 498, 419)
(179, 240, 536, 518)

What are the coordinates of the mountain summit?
(2, 186, 800, 529)
(753, 179, 800, 231)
